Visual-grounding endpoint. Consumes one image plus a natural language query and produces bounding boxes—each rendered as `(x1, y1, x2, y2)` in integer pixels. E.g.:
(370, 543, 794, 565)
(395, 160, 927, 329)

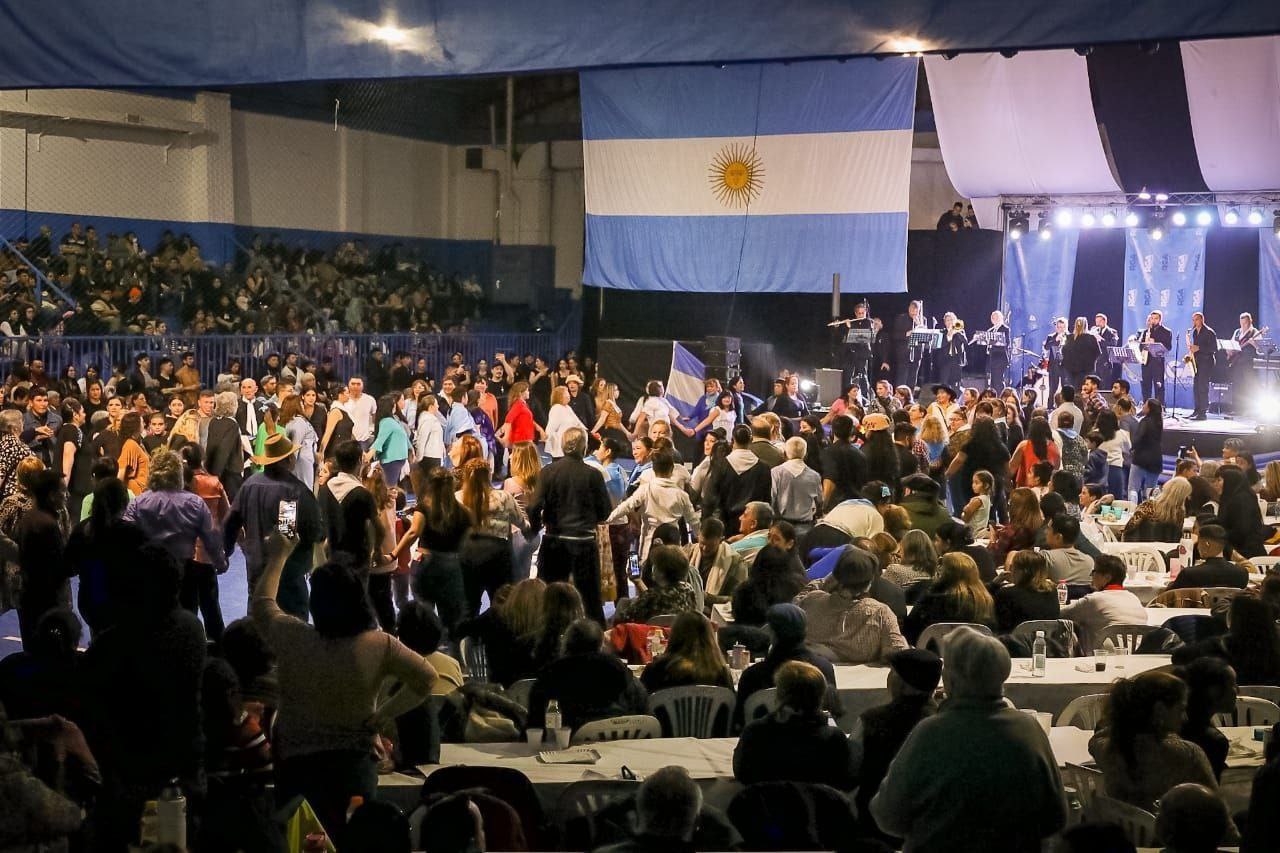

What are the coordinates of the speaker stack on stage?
(703, 335, 741, 385)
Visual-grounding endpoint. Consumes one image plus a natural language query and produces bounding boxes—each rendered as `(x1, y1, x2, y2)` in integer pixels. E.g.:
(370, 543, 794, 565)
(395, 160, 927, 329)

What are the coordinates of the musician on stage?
(1092, 313, 1121, 383)
(984, 310, 1010, 391)
(1136, 310, 1172, 405)
(1188, 312, 1218, 420)
(937, 312, 967, 389)
(891, 300, 927, 390)
(838, 300, 875, 397)
(872, 317, 891, 384)
(1042, 317, 1067, 400)
(1229, 312, 1265, 406)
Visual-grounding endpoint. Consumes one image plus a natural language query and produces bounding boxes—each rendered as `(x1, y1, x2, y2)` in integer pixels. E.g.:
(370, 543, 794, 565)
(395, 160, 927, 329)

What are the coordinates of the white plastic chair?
(1060, 762, 1105, 818)
(915, 622, 994, 652)
(646, 613, 679, 629)
(1239, 685, 1280, 706)
(742, 688, 778, 723)
(1252, 555, 1280, 573)
(648, 686, 736, 738)
(1118, 549, 1164, 576)
(571, 715, 662, 744)
(1203, 587, 1246, 612)
(1096, 623, 1158, 653)
(1091, 795, 1156, 847)
(506, 678, 536, 710)
(1213, 696, 1280, 728)
(1057, 693, 1110, 729)
(553, 779, 640, 845)
(459, 636, 488, 682)
(1011, 619, 1078, 658)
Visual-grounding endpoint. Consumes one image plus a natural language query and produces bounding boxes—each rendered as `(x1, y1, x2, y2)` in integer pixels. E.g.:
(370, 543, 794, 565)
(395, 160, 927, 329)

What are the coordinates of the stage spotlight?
(1155, 192, 1169, 202)
(1224, 208, 1239, 225)
(1055, 209, 1073, 227)
(1249, 209, 1265, 226)
(1171, 210, 1187, 226)
(1195, 210, 1212, 226)
(1137, 188, 1151, 200)
(1124, 211, 1140, 227)
(1255, 395, 1280, 425)
(799, 379, 815, 393)
(1101, 211, 1117, 228)
(1080, 212, 1096, 228)
(1151, 226, 1164, 240)
(1039, 228, 1052, 241)
(1007, 209, 1029, 240)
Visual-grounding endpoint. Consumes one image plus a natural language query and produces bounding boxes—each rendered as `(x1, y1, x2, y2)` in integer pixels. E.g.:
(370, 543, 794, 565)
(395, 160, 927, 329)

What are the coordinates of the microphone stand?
(1168, 330, 1188, 424)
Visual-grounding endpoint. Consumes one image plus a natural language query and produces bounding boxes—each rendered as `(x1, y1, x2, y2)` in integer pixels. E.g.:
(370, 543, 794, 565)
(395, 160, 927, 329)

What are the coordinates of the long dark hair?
(310, 558, 378, 639)
(1096, 410, 1119, 442)
(89, 476, 130, 535)
(1027, 417, 1052, 460)
(422, 466, 470, 533)
(374, 393, 400, 433)
(964, 417, 1010, 476)
(862, 430, 899, 489)
(1217, 465, 1250, 505)
(662, 611, 729, 685)
(1225, 596, 1280, 683)
(1102, 671, 1188, 771)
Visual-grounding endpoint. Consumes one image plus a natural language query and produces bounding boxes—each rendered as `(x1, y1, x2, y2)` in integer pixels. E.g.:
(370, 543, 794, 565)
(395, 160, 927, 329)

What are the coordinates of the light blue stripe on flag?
(666, 343, 705, 418)
(1260, 231, 1280, 335)
(585, 212, 907, 293)
(582, 59, 917, 139)
(1003, 230, 1079, 356)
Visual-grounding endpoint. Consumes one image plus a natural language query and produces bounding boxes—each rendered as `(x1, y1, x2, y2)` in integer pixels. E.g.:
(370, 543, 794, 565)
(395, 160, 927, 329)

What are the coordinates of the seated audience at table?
(1088, 671, 1219, 813)
(933, 518, 997, 583)
(729, 500, 773, 563)
(730, 544, 807, 627)
(640, 611, 733, 692)
(1156, 782, 1232, 853)
(395, 602, 464, 697)
(732, 603, 839, 731)
(733, 661, 859, 790)
(1122, 475, 1191, 542)
(1172, 595, 1280, 686)
(987, 487, 1043, 566)
(1039, 513, 1094, 584)
(1058, 554, 1146, 651)
(531, 581, 587, 672)
(1216, 465, 1267, 557)
(990, 549, 1061, 633)
(1168, 524, 1249, 590)
(686, 516, 746, 611)
(897, 473, 951, 540)
(1174, 657, 1238, 780)
(1033, 492, 1100, 562)
(870, 627, 1067, 851)
(794, 546, 908, 664)
(527, 618, 650, 731)
(594, 766, 703, 853)
(882, 528, 937, 588)
(902, 552, 997, 647)
(616, 545, 700, 625)
(852, 648, 942, 841)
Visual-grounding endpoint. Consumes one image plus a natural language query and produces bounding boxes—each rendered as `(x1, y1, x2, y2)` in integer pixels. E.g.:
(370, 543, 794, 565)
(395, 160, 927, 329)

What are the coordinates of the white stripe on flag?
(666, 343, 705, 418)
(584, 130, 912, 217)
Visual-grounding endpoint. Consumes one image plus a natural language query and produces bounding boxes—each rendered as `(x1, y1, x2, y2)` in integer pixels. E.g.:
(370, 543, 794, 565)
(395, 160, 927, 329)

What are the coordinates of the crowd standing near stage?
(1, 316, 1279, 852)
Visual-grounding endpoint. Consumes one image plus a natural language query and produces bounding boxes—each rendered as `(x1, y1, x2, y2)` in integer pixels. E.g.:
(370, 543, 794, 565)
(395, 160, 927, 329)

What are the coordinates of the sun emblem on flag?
(708, 143, 764, 208)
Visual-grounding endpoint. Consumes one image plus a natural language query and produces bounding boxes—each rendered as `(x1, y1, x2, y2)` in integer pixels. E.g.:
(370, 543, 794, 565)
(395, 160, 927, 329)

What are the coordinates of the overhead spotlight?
(1124, 211, 1140, 227)
(1171, 210, 1187, 226)
(1150, 208, 1166, 240)
(999, 48, 1019, 58)
(799, 379, 815, 392)
(1151, 226, 1165, 240)
(1101, 211, 1117, 228)
(1039, 227, 1053, 241)
(1055, 209, 1073, 227)
(1248, 208, 1265, 226)
(1137, 188, 1151, 200)
(1224, 208, 1240, 225)
(1073, 46, 1094, 57)
(1007, 209, 1029, 240)
(1080, 212, 1096, 228)
(942, 50, 960, 60)
(1155, 192, 1169, 202)
(1195, 209, 1212, 226)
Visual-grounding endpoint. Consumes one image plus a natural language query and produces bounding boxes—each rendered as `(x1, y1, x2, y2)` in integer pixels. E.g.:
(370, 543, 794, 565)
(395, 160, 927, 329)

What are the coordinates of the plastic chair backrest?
(420, 765, 545, 847)
(915, 622, 993, 652)
(1148, 588, 1206, 608)
(1097, 623, 1157, 653)
(459, 636, 489, 683)
(506, 678, 536, 710)
(1238, 685, 1280, 706)
(553, 779, 640, 829)
(1060, 762, 1105, 810)
(648, 685, 736, 738)
(571, 715, 662, 744)
(1118, 549, 1163, 575)
(1090, 795, 1156, 847)
(1203, 587, 1246, 611)
(742, 688, 779, 723)
(1213, 696, 1280, 728)
(1057, 693, 1109, 729)
(646, 613, 679, 628)
(1011, 619, 1077, 658)
(1251, 555, 1280, 572)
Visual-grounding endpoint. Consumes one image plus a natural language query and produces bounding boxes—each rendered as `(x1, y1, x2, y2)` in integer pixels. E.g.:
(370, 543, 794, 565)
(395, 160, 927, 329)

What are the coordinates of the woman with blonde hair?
(902, 551, 996, 646)
(504, 441, 544, 580)
(1062, 316, 1102, 391)
(918, 414, 948, 465)
(590, 381, 630, 449)
(1260, 460, 1280, 502)
(165, 409, 200, 452)
(448, 433, 485, 475)
(457, 458, 529, 618)
(457, 578, 548, 686)
(1123, 476, 1192, 542)
(545, 385, 585, 458)
(991, 549, 1060, 632)
(883, 529, 938, 587)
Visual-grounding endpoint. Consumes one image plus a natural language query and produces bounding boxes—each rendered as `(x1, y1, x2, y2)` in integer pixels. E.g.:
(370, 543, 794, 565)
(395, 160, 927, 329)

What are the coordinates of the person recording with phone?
(224, 414, 323, 620)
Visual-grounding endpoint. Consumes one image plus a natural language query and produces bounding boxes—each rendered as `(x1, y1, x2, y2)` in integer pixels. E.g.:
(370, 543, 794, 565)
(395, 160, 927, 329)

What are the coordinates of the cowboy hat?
(250, 410, 300, 465)
(564, 374, 584, 385)
(931, 384, 957, 399)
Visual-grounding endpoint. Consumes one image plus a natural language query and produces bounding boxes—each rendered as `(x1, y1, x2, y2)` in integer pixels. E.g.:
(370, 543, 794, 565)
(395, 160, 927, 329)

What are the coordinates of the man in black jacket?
(1168, 525, 1248, 590)
(820, 415, 867, 509)
(733, 603, 839, 732)
(528, 426, 612, 623)
(1137, 310, 1174, 405)
(1188, 312, 1218, 420)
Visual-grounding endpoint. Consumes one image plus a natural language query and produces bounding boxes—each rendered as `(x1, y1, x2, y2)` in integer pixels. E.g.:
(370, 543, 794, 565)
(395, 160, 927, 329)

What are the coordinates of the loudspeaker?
(813, 368, 843, 407)
(706, 365, 741, 385)
(705, 335, 741, 352)
(704, 350, 741, 370)
(465, 147, 484, 170)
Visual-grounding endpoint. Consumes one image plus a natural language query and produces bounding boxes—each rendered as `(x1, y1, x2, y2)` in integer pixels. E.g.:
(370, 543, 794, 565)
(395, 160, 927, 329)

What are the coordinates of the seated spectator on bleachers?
(1172, 596, 1280, 687)
(640, 612, 733, 693)
(526, 619, 649, 731)
(733, 661, 859, 790)
(616, 545, 699, 625)
(1089, 671, 1220, 813)
(901, 552, 997, 647)
(989, 549, 1061, 633)
(1168, 524, 1249, 590)
(1039, 512, 1094, 584)
(853, 648, 942, 841)
(794, 546, 908, 664)
(1059, 554, 1146, 651)
(870, 627, 1067, 851)
(730, 544, 808, 627)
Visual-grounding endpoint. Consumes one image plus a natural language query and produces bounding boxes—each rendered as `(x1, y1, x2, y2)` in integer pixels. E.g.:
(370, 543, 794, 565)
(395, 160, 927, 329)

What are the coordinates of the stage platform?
(1160, 413, 1280, 463)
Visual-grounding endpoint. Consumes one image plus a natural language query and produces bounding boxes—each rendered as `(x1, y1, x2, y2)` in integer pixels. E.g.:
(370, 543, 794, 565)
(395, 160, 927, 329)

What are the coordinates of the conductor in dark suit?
(205, 390, 246, 500)
(1188, 312, 1218, 420)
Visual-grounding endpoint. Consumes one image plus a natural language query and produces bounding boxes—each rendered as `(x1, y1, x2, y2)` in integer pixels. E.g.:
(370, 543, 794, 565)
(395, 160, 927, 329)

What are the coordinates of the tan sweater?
(1088, 732, 1216, 812)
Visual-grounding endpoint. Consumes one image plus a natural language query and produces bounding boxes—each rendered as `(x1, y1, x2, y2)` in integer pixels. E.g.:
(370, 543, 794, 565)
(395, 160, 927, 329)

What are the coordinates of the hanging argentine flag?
(580, 58, 916, 293)
(665, 343, 706, 418)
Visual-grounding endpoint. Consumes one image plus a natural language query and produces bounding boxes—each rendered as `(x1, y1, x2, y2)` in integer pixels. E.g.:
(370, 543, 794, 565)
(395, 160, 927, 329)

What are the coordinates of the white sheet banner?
(924, 50, 1120, 198)
(1181, 36, 1280, 192)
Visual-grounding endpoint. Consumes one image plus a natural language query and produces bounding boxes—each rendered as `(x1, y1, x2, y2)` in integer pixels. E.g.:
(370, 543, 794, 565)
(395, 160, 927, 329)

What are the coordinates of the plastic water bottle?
(139, 800, 160, 845)
(545, 699, 562, 733)
(157, 779, 187, 848)
(1057, 581, 1069, 606)
(1032, 631, 1047, 678)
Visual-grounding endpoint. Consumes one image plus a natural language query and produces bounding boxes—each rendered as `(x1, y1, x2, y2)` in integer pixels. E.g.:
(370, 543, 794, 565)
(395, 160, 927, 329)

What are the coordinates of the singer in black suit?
(984, 310, 1011, 391)
(1188, 312, 1218, 420)
(937, 312, 967, 389)
(1137, 310, 1173, 405)
(891, 301, 924, 390)
(1042, 318, 1068, 401)
(1092, 314, 1121, 383)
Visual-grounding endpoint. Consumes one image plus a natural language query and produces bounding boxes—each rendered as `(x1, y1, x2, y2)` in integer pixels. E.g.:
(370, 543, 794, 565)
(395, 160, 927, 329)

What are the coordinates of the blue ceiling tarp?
(0, 0, 1278, 89)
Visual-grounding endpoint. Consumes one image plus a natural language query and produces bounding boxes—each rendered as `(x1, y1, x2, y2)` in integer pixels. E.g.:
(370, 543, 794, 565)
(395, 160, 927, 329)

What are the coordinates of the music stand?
(1142, 342, 1167, 361)
(908, 329, 943, 350)
(843, 329, 875, 346)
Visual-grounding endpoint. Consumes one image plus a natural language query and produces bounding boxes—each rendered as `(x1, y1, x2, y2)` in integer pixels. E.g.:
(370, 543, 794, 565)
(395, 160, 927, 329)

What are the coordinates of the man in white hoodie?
(771, 436, 822, 536)
(604, 449, 698, 561)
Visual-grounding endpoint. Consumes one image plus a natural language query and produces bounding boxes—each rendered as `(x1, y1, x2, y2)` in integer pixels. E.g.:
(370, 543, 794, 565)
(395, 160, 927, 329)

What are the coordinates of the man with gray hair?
(771, 435, 822, 535)
(529, 425, 612, 623)
(870, 626, 1066, 851)
(596, 766, 704, 853)
(205, 390, 246, 499)
(730, 501, 773, 563)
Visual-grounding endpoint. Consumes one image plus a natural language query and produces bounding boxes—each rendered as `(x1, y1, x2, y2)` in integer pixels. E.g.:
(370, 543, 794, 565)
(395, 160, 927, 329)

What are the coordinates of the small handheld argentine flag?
(580, 58, 917, 293)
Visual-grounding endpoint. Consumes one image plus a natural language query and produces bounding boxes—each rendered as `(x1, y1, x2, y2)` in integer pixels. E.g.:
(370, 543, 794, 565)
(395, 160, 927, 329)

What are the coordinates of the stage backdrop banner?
(1003, 231, 1080, 373)
(580, 59, 915, 293)
(1261, 231, 1280, 335)
(1123, 228, 1207, 379)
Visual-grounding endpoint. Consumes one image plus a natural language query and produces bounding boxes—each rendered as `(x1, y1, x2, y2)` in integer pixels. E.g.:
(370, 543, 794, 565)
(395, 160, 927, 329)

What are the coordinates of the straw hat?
(861, 413, 891, 433)
(250, 410, 299, 465)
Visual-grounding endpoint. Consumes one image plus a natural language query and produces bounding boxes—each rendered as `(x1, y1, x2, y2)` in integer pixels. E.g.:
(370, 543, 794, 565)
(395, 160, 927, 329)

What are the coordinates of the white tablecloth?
(835, 655, 1172, 723)
(711, 603, 734, 626)
(1125, 572, 1265, 605)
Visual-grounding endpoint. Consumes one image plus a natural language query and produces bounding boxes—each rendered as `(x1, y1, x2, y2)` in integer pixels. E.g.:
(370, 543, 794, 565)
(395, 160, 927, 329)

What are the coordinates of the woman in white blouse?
(544, 385, 586, 458)
(413, 392, 446, 468)
(628, 380, 686, 439)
